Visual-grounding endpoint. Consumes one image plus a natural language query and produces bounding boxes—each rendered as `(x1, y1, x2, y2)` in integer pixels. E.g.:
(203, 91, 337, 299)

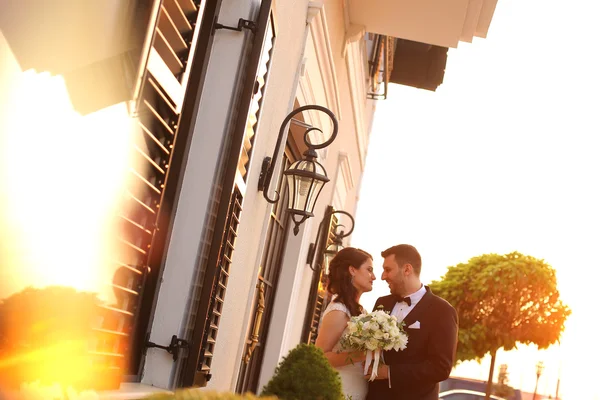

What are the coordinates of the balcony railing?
(367, 34, 395, 100)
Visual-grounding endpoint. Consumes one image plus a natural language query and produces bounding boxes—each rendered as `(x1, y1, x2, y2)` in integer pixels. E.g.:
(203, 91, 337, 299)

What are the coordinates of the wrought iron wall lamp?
(258, 105, 339, 235)
(306, 209, 355, 273)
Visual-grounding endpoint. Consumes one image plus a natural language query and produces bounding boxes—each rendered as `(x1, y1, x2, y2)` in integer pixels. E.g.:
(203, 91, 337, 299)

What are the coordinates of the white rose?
(394, 341, 407, 351)
(393, 334, 408, 351)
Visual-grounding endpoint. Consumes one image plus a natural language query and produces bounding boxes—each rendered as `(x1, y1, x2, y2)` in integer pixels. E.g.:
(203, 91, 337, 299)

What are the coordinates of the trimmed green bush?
(260, 344, 343, 400)
(145, 389, 277, 399)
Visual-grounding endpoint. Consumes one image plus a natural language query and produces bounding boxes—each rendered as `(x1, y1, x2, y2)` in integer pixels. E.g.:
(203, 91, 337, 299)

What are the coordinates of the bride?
(315, 247, 376, 400)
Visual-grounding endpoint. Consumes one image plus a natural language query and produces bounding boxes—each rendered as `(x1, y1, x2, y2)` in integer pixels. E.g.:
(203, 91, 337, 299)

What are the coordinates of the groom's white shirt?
(386, 284, 427, 388)
(391, 284, 426, 321)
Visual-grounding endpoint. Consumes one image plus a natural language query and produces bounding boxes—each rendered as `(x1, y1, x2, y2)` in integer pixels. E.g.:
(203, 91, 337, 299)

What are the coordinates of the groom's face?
(381, 255, 408, 296)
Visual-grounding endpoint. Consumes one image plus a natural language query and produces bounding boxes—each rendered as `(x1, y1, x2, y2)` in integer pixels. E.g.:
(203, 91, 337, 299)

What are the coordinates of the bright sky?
(353, 0, 600, 399)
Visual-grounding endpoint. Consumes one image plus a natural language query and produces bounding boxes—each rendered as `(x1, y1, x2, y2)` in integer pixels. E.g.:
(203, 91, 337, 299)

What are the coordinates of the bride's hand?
(347, 350, 367, 363)
(364, 363, 389, 380)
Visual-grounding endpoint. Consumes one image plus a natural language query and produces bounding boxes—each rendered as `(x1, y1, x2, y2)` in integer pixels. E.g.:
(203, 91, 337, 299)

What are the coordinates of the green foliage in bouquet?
(145, 389, 278, 399)
(260, 343, 343, 400)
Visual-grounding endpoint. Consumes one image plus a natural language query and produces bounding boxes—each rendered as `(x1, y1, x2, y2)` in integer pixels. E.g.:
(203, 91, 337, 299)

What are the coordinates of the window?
(302, 206, 339, 344)
(236, 146, 295, 393)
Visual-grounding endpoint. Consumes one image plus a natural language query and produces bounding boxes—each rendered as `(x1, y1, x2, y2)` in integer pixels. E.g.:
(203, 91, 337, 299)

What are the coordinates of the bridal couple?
(315, 244, 458, 400)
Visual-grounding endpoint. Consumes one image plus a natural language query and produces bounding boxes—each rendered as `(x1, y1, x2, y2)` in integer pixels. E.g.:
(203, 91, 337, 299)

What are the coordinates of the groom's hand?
(364, 363, 389, 380)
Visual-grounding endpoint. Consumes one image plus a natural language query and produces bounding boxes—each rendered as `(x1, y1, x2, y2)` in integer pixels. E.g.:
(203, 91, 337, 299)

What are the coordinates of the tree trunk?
(485, 349, 497, 400)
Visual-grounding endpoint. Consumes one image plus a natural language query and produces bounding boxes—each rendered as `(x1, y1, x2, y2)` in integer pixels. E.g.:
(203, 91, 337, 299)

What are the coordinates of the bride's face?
(350, 258, 376, 294)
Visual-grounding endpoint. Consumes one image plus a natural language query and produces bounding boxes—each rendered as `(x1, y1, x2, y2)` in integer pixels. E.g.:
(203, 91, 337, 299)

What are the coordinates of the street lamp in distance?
(532, 361, 545, 400)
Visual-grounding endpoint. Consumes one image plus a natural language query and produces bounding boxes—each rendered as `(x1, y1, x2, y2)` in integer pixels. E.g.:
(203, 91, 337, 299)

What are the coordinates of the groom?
(366, 244, 458, 400)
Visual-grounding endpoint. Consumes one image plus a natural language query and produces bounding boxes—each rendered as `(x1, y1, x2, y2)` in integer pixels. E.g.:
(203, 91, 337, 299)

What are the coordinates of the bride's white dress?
(322, 301, 368, 400)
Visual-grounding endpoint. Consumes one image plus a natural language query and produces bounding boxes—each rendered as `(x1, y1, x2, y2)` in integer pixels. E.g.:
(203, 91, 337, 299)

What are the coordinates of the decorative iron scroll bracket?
(306, 209, 355, 272)
(214, 18, 257, 33)
(258, 105, 339, 204)
(146, 334, 189, 361)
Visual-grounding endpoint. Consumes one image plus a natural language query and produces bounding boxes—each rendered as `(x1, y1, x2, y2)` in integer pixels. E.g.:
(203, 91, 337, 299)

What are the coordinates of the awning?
(389, 39, 448, 92)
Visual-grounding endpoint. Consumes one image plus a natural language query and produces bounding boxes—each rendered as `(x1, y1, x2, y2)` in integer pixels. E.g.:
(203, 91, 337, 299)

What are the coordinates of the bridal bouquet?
(339, 307, 408, 381)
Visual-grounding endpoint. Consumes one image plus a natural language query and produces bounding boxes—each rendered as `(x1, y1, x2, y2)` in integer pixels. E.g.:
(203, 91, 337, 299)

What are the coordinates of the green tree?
(429, 252, 570, 400)
(145, 390, 278, 399)
(260, 343, 343, 400)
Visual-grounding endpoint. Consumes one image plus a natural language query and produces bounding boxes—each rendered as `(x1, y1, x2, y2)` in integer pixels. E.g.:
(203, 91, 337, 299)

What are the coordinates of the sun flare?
(1, 65, 137, 303)
(1, 31, 142, 391)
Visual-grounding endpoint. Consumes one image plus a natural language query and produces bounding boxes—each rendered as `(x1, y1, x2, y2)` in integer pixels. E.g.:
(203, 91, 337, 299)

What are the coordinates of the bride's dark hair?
(327, 247, 373, 316)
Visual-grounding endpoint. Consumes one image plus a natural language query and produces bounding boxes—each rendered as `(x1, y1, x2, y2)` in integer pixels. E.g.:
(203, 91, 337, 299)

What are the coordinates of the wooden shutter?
(134, 0, 207, 112)
(95, 0, 213, 379)
(237, 15, 275, 182)
(301, 206, 339, 344)
(181, 0, 275, 387)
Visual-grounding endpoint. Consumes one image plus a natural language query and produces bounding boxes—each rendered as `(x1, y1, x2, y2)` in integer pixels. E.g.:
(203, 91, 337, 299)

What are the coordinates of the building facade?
(0, 0, 497, 396)
(140, 0, 378, 391)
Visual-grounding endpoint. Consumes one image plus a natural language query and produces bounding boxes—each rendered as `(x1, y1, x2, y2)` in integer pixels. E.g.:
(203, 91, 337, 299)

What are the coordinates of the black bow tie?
(395, 296, 411, 306)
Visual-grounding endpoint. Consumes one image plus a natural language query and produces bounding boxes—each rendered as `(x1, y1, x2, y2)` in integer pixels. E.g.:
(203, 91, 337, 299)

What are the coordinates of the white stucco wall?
(256, 0, 376, 390)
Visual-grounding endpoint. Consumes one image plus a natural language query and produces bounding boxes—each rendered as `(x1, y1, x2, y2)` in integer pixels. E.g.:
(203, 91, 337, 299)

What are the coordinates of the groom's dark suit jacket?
(367, 287, 458, 400)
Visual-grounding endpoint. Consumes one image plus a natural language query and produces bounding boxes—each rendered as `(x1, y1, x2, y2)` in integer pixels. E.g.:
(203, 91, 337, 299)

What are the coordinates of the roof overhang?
(347, 0, 498, 48)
